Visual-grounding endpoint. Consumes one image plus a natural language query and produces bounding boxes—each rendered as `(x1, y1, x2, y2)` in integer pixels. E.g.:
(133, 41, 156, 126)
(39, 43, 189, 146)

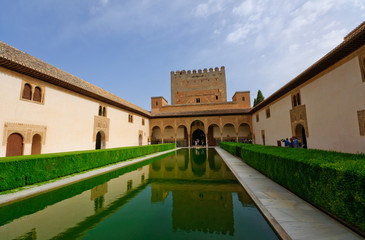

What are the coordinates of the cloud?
(225, 23, 253, 43)
(193, 0, 224, 18)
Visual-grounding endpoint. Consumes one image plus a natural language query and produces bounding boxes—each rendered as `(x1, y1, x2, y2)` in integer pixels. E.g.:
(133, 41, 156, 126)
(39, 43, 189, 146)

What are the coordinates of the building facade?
(0, 22, 364, 156)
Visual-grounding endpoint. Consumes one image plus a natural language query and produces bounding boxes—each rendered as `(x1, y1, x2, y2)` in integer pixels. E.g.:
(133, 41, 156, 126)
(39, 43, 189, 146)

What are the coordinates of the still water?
(0, 148, 278, 240)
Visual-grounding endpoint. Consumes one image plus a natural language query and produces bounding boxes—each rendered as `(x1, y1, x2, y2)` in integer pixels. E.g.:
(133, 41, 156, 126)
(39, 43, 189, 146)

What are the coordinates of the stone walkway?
(215, 147, 363, 240)
(0, 148, 177, 206)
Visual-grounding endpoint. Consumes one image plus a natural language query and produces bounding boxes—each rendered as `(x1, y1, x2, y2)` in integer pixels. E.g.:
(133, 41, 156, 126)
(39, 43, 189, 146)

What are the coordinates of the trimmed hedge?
(220, 142, 365, 234)
(0, 143, 175, 192)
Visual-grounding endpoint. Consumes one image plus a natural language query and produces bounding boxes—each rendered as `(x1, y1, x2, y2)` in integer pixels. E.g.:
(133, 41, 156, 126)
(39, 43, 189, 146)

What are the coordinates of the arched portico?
(163, 125, 175, 144)
(149, 115, 252, 147)
(222, 123, 235, 142)
(191, 120, 205, 146)
(176, 125, 188, 147)
(151, 126, 162, 144)
(238, 123, 251, 143)
(207, 124, 220, 146)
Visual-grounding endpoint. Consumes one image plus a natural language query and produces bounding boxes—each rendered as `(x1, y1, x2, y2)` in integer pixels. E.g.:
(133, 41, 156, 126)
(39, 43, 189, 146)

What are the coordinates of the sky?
(0, 0, 364, 110)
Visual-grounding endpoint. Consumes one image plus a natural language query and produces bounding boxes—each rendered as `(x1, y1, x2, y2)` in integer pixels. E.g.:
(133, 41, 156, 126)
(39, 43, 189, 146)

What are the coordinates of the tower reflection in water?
(150, 148, 254, 236)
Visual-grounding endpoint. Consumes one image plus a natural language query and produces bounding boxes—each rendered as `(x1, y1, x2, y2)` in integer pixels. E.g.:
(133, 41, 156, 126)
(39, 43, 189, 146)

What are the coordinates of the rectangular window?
(196, 98, 201, 103)
(292, 92, 301, 108)
(266, 108, 271, 118)
(142, 118, 145, 125)
(359, 53, 365, 82)
(128, 114, 133, 123)
(216, 96, 218, 100)
(256, 114, 259, 122)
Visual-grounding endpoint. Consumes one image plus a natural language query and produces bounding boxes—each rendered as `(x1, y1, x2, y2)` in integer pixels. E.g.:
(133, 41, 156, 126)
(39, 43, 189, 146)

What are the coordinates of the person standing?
(293, 137, 299, 148)
(284, 138, 290, 147)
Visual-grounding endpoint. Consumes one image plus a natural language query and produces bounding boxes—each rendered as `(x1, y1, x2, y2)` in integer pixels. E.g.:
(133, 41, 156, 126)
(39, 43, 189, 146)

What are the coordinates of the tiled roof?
(0, 41, 151, 117)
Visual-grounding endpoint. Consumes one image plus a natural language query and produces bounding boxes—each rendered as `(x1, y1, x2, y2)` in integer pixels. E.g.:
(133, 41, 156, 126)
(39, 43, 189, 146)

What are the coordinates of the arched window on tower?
(102, 107, 106, 116)
(33, 86, 42, 102)
(22, 83, 32, 100)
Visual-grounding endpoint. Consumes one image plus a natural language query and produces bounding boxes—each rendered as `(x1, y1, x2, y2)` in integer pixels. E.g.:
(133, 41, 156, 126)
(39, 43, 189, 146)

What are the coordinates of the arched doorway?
(31, 134, 42, 155)
(192, 129, 205, 146)
(207, 124, 220, 146)
(295, 124, 307, 148)
(6, 133, 24, 157)
(191, 120, 205, 146)
(95, 131, 105, 150)
(138, 134, 142, 146)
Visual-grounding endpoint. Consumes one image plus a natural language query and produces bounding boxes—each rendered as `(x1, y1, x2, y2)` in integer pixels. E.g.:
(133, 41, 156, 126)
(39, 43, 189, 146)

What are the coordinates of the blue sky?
(1, 0, 364, 110)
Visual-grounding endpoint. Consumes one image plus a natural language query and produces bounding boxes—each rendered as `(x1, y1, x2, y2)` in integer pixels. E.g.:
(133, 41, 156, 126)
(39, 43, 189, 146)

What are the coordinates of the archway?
(207, 124, 220, 146)
(222, 123, 235, 142)
(295, 124, 307, 148)
(192, 129, 205, 146)
(6, 133, 24, 157)
(238, 123, 251, 143)
(138, 134, 142, 146)
(95, 131, 105, 149)
(176, 125, 188, 147)
(163, 126, 175, 143)
(151, 126, 162, 144)
(191, 120, 205, 146)
(31, 134, 42, 155)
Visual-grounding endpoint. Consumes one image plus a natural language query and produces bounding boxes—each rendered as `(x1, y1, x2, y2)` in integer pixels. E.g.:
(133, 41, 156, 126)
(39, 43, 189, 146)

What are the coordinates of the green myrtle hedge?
(220, 142, 365, 234)
(0, 143, 175, 192)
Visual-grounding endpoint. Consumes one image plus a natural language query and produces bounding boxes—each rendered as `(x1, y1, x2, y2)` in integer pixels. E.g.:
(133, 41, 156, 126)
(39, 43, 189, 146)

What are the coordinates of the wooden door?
(6, 133, 23, 156)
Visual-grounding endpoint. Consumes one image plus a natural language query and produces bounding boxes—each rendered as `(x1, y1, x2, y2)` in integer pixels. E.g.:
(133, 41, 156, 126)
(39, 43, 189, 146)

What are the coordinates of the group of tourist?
(194, 139, 205, 146)
(282, 137, 304, 148)
(240, 138, 253, 144)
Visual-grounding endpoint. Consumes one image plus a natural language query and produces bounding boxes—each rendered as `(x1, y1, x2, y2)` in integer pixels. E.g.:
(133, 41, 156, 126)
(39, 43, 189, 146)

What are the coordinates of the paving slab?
(215, 147, 363, 240)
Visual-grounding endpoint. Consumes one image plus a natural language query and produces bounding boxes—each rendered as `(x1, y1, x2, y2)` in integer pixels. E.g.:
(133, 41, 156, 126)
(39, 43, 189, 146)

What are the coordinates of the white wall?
(251, 54, 365, 153)
(252, 95, 292, 146)
(0, 67, 150, 157)
(302, 57, 365, 153)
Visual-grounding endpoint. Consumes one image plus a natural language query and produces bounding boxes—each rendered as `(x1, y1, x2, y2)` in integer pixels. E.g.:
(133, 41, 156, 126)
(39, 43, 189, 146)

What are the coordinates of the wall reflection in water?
(0, 149, 258, 240)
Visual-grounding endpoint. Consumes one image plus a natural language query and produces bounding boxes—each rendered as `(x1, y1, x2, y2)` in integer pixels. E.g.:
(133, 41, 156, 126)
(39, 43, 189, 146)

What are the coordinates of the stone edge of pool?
(0, 148, 178, 207)
(215, 147, 291, 240)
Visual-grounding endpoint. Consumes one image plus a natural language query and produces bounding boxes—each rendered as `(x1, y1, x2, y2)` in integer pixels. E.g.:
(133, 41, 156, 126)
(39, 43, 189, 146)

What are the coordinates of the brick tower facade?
(170, 66, 227, 105)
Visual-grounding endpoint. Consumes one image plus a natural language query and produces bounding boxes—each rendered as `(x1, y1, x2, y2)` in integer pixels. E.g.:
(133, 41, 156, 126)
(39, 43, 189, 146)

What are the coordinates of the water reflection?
(0, 149, 277, 240)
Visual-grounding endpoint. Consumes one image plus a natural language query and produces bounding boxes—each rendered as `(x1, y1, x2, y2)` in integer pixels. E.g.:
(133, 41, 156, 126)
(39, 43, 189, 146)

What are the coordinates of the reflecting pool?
(0, 148, 278, 240)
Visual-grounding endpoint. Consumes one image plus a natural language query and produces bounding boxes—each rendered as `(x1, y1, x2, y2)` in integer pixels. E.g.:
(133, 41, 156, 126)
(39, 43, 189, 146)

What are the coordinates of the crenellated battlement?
(170, 66, 225, 77)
